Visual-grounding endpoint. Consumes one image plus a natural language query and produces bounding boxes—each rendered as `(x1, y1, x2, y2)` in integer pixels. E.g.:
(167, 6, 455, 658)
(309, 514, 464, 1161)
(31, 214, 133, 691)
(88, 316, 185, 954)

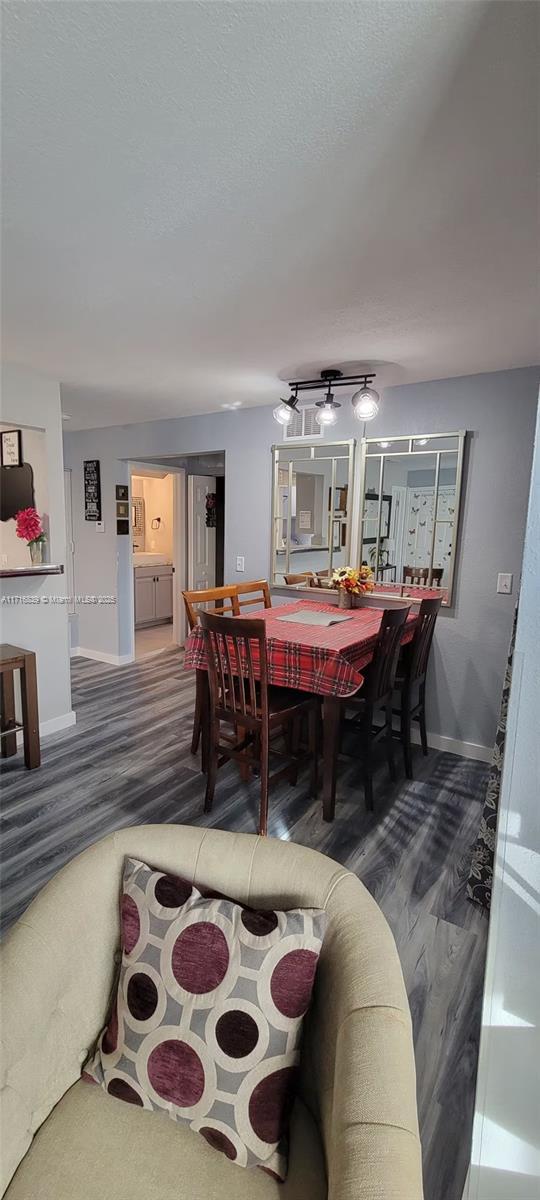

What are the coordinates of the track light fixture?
(273, 386, 300, 426)
(275, 368, 380, 429)
(315, 371, 342, 427)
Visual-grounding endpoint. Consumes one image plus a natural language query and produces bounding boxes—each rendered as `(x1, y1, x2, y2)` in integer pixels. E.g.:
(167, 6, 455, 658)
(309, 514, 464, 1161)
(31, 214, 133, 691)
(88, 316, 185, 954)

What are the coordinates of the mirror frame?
(270, 439, 356, 586)
(356, 430, 467, 606)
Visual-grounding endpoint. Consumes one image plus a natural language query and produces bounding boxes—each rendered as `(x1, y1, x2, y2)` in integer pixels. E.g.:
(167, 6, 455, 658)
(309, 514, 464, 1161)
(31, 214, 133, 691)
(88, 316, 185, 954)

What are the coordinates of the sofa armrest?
(303, 871, 424, 1200)
(0, 840, 122, 1192)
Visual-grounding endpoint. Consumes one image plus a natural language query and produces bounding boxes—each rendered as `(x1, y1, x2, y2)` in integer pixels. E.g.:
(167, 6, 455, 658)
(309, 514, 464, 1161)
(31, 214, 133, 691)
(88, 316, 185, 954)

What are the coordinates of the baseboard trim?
(16, 710, 76, 746)
(412, 726, 491, 763)
(71, 647, 134, 666)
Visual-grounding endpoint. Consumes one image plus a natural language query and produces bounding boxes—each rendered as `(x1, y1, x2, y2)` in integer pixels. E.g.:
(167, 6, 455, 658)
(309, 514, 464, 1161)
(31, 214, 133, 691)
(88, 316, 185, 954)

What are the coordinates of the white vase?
(29, 541, 44, 565)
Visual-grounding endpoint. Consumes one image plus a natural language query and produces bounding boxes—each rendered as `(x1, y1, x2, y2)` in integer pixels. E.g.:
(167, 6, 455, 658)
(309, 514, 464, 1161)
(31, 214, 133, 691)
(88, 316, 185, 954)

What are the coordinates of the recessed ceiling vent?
(282, 404, 324, 440)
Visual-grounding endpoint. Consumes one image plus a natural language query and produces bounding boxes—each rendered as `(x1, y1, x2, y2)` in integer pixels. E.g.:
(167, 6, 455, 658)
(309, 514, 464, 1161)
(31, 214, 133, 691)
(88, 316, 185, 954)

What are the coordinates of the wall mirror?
(271, 440, 355, 585)
(359, 431, 466, 605)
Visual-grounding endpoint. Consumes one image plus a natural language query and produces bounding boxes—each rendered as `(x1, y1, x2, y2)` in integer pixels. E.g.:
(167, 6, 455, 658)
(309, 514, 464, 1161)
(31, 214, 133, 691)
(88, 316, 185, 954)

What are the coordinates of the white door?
(187, 475, 216, 591)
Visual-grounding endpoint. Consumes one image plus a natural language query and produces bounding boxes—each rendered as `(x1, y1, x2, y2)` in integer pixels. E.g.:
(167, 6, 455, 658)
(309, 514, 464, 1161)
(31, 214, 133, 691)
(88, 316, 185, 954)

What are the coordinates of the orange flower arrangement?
(332, 565, 374, 595)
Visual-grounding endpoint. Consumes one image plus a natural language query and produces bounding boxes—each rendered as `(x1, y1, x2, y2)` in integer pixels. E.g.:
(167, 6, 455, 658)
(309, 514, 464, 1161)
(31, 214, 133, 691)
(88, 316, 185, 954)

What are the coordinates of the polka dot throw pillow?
(84, 857, 328, 1179)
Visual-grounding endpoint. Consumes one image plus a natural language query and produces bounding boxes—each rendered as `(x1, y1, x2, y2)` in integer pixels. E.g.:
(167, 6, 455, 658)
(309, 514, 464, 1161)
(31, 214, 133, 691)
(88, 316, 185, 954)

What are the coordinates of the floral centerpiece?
(332, 565, 374, 608)
(15, 507, 47, 565)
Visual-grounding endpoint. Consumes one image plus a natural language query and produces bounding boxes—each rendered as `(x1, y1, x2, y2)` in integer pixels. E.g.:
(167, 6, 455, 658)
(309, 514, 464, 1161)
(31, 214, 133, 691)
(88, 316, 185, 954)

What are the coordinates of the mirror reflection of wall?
(272, 442, 354, 585)
(359, 433, 464, 605)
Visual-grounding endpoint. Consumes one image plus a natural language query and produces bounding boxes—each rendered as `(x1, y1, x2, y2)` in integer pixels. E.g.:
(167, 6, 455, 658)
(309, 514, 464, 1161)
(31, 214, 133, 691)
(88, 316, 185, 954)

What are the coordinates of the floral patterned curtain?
(467, 606, 518, 911)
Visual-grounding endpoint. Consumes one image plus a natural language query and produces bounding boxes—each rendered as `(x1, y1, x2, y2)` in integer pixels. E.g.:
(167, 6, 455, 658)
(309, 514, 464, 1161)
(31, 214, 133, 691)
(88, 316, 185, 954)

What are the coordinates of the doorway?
(125, 453, 225, 662)
(130, 466, 179, 660)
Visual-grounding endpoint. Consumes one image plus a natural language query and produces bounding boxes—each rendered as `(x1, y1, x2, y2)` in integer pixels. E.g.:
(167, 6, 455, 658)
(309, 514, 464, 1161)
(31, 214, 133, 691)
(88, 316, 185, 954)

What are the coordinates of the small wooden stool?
(0, 644, 40, 769)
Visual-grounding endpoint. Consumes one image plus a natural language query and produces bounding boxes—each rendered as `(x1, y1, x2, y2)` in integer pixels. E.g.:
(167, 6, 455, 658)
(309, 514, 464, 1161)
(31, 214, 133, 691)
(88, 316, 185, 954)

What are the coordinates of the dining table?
(184, 598, 418, 820)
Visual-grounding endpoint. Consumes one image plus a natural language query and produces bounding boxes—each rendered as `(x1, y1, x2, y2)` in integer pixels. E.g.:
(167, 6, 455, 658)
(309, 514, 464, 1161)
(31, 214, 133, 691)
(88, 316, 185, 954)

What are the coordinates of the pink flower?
(15, 507, 44, 543)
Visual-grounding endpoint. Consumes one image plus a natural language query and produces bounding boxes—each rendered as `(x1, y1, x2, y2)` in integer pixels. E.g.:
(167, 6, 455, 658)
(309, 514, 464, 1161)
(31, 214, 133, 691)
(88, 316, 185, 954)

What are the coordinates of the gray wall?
(0, 364, 73, 730)
(64, 366, 539, 751)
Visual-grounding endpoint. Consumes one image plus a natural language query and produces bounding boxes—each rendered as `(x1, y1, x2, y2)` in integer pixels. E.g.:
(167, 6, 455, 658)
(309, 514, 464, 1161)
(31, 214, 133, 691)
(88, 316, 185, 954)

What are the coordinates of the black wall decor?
(115, 484, 128, 501)
(205, 492, 217, 528)
(0, 463, 35, 522)
(84, 460, 102, 521)
(116, 518, 129, 536)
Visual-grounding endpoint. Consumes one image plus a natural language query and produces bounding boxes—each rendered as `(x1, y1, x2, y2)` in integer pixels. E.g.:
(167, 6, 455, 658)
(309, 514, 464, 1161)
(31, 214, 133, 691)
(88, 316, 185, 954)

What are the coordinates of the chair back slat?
(284, 572, 313, 585)
(200, 611, 268, 725)
(428, 568, 444, 587)
(408, 596, 442, 682)
(182, 585, 240, 631)
(403, 566, 429, 585)
(244, 636, 259, 715)
(365, 606, 410, 703)
(236, 579, 272, 611)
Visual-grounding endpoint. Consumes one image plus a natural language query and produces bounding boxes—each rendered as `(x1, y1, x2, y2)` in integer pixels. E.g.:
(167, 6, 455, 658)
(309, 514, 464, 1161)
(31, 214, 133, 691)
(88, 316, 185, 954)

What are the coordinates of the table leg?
(0, 669, 17, 758)
(322, 695, 342, 822)
(21, 654, 40, 769)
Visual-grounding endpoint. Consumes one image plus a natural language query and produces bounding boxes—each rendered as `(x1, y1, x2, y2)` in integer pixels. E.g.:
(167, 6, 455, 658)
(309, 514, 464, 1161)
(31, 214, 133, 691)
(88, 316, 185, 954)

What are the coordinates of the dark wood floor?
(0, 648, 489, 1200)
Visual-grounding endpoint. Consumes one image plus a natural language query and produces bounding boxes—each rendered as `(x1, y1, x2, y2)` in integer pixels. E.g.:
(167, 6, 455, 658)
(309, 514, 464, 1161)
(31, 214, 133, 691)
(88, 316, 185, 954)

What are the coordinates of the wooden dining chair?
(182, 585, 240, 756)
(402, 566, 429, 585)
(200, 611, 318, 835)
(343, 606, 410, 811)
(235, 579, 272, 612)
(428, 567, 444, 587)
(393, 595, 442, 777)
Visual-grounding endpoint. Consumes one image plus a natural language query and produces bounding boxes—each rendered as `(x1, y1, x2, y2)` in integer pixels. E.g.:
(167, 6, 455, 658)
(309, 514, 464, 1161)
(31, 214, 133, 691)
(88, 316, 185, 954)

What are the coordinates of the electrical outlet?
(236, 555, 245, 572)
(496, 572, 513, 595)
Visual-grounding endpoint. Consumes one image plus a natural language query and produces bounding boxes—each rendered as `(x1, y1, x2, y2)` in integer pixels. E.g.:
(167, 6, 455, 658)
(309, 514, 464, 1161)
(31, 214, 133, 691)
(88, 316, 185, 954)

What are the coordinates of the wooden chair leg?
(21, 655, 40, 769)
(419, 683, 428, 755)
(0, 669, 17, 758)
(258, 723, 270, 836)
(359, 712, 374, 812)
(386, 701, 396, 782)
(308, 705, 318, 798)
(191, 672, 203, 754)
(199, 671, 210, 774)
(322, 696, 342, 822)
(287, 716, 300, 785)
(401, 696, 413, 779)
(204, 719, 219, 812)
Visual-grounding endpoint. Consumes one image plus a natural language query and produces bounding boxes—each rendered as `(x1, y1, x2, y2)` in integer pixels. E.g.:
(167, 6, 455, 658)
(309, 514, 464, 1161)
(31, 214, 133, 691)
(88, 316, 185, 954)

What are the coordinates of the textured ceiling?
(2, 1, 538, 429)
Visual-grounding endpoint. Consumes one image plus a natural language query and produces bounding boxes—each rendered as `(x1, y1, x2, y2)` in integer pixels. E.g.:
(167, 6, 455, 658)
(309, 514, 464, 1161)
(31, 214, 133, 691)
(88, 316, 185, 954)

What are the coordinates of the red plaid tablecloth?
(184, 599, 418, 699)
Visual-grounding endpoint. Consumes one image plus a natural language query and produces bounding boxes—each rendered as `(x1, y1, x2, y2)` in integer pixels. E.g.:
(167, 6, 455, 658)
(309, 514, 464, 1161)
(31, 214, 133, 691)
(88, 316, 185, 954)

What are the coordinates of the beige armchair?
(0, 825, 423, 1199)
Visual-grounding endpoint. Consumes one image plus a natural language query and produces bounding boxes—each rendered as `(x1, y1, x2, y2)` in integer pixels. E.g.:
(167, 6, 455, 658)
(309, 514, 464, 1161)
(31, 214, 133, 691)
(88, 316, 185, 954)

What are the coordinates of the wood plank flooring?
(0, 648, 489, 1200)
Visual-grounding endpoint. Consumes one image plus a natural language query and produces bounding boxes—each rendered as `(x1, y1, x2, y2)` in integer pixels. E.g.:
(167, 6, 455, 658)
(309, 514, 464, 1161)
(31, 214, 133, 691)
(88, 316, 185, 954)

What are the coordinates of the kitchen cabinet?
(134, 564, 173, 627)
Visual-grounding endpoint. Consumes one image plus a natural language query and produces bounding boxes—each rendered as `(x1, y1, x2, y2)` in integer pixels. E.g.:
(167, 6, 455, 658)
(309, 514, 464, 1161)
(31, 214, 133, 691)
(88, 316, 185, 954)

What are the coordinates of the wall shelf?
(0, 564, 64, 579)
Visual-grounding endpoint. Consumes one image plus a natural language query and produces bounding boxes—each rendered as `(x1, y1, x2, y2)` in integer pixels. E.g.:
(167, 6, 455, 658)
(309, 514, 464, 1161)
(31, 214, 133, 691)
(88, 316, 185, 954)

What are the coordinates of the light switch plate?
(497, 572, 513, 594)
(95, 521, 105, 532)
(236, 555, 245, 572)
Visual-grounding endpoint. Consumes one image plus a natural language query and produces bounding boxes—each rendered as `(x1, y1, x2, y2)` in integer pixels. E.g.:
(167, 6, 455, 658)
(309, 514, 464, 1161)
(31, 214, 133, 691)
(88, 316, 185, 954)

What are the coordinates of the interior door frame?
(63, 468, 75, 616)
(127, 462, 186, 660)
